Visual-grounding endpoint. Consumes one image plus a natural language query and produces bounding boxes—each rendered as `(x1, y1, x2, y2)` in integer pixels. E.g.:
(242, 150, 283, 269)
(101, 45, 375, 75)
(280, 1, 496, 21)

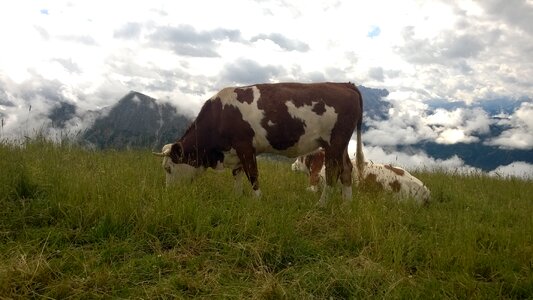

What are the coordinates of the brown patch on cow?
(255, 82, 361, 151)
(362, 173, 383, 191)
(384, 164, 405, 176)
(311, 151, 325, 171)
(260, 109, 305, 150)
(309, 172, 320, 186)
(303, 150, 324, 172)
(389, 180, 401, 192)
(235, 88, 254, 104)
(312, 101, 326, 115)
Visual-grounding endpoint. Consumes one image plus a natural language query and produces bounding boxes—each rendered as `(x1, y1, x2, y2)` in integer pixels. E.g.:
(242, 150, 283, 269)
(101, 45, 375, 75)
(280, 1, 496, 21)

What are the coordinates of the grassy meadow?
(1, 138, 532, 299)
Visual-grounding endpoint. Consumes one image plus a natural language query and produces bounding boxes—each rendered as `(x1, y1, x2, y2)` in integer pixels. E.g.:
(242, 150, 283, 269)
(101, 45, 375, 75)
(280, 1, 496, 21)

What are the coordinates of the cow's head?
(153, 143, 205, 185)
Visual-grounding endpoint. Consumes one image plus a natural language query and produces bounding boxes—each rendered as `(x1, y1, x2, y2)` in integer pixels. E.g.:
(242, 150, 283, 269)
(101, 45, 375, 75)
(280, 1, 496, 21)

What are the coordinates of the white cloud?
(348, 141, 533, 180)
(364, 97, 436, 146)
(426, 108, 463, 127)
(436, 128, 478, 144)
(0, 1, 529, 102)
(0, 0, 532, 159)
(347, 142, 481, 175)
(489, 161, 533, 180)
(487, 102, 533, 149)
(423, 107, 491, 144)
(364, 98, 495, 147)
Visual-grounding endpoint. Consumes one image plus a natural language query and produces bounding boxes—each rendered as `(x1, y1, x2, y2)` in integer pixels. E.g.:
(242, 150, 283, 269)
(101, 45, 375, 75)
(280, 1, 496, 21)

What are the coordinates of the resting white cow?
(293, 149, 430, 204)
(352, 161, 430, 204)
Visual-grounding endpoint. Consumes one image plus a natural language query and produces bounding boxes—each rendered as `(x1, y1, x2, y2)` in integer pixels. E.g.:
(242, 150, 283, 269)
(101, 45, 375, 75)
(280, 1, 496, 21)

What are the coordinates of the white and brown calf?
(354, 161, 430, 204)
(292, 150, 430, 204)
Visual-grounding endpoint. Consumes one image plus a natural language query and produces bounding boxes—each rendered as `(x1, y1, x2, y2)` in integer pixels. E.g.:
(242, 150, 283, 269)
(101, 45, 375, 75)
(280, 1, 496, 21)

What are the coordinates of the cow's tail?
(355, 121, 365, 180)
(354, 86, 365, 180)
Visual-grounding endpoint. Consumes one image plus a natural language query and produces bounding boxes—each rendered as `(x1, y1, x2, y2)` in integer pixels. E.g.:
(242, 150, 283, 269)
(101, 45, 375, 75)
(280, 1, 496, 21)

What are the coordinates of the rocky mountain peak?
(83, 91, 191, 150)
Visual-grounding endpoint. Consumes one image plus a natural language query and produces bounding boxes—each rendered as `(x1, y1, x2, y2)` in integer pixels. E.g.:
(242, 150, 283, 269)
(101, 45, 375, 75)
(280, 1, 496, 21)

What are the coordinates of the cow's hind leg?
(317, 152, 341, 206)
(340, 148, 353, 201)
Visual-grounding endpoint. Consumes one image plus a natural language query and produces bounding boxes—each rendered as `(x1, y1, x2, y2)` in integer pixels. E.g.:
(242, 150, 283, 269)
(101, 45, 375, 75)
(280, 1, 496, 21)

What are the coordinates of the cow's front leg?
(232, 167, 244, 196)
(237, 147, 261, 198)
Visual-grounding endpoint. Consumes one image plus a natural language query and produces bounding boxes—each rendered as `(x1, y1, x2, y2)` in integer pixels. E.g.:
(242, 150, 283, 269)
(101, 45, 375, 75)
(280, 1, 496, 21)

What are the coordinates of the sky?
(0, 0, 532, 178)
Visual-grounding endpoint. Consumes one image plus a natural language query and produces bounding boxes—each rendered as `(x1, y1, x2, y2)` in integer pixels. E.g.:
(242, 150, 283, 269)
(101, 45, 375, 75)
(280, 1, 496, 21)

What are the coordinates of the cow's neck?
(180, 121, 222, 169)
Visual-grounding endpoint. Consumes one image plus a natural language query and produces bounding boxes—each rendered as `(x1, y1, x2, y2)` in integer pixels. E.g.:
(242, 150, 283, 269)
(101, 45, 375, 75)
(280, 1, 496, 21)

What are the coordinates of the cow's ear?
(169, 143, 183, 163)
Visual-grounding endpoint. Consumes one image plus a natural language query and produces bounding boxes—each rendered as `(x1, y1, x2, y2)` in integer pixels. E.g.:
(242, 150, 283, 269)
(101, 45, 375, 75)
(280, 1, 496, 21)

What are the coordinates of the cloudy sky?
(0, 0, 532, 177)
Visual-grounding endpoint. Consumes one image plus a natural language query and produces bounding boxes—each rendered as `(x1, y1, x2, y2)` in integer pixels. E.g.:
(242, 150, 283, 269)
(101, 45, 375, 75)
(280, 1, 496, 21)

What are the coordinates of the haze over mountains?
(2, 1, 533, 180)
(1, 84, 532, 178)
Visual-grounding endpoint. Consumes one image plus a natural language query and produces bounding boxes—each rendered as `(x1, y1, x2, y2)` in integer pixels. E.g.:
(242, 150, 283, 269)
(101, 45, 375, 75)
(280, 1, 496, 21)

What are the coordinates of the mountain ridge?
(82, 91, 191, 150)
(38, 86, 531, 172)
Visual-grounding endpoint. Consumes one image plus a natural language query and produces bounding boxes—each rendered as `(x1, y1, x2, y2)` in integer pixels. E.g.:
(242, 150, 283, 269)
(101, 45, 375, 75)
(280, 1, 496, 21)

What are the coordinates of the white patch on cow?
(267, 120, 275, 127)
(253, 189, 262, 198)
(165, 162, 205, 186)
(215, 86, 271, 151)
(285, 101, 337, 155)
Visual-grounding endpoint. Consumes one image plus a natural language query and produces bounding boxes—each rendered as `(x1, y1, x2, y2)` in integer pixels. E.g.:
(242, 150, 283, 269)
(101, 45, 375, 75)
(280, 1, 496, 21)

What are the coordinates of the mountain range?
(79, 91, 190, 150)
(43, 86, 532, 171)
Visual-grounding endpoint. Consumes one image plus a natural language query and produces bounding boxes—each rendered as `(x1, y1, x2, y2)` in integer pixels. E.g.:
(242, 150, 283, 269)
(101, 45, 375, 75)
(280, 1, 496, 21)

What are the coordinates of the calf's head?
(291, 156, 309, 173)
(153, 143, 205, 185)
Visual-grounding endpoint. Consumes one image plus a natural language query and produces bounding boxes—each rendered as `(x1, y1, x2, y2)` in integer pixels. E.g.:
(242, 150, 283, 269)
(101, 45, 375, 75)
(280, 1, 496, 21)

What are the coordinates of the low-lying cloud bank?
(364, 95, 533, 151)
(348, 142, 533, 180)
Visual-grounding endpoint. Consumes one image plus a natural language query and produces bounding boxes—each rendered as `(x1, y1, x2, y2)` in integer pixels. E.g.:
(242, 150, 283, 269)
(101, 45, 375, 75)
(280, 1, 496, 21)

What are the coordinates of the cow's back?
(213, 82, 361, 157)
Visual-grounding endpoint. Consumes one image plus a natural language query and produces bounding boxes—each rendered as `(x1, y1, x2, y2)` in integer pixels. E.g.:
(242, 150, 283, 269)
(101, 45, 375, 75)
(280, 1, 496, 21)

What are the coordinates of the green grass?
(1, 138, 532, 298)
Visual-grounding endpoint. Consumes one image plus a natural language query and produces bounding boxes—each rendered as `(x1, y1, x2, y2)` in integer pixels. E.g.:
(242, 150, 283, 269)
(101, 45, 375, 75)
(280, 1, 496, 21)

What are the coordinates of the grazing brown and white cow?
(154, 82, 364, 205)
(293, 150, 430, 204)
